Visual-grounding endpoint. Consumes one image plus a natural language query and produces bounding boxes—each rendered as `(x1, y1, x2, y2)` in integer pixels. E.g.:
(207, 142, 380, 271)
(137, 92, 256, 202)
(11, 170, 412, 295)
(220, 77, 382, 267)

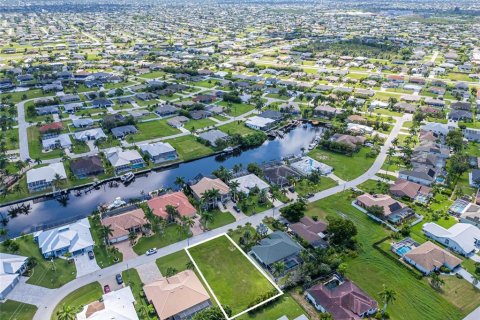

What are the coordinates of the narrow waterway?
(2, 125, 322, 236)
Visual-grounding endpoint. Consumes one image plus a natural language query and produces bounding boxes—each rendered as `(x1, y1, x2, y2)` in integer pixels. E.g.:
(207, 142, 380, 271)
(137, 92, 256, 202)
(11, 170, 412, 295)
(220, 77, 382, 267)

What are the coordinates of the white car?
(146, 248, 157, 256)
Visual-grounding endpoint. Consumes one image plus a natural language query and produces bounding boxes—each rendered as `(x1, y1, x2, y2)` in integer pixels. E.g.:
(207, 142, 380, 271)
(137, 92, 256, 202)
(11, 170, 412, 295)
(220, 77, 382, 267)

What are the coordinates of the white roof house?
(420, 123, 451, 136)
(422, 222, 480, 256)
(290, 156, 333, 175)
(73, 128, 107, 141)
(139, 142, 176, 158)
(26, 162, 67, 192)
(77, 286, 138, 320)
(230, 174, 270, 194)
(0, 253, 28, 300)
(42, 133, 72, 150)
(245, 116, 276, 130)
(106, 147, 145, 171)
(34, 217, 94, 258)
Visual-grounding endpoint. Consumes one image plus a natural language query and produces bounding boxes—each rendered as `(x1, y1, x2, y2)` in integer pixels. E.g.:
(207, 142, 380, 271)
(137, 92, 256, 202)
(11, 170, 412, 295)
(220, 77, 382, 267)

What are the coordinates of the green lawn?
(27, 126, 64, 160)
(133, 224, 190, 255)
(0, 235, 76, 288)
(227, 225, 257, 245)
(218, 101, 254, 117)
(0, 300, 38, 320)
(238, 195, 273, 216)
(206, 210, 236, 230)
(156, 250, 191, 275)
(184, 118, 216, 132)
(357, 179, 390, 194)
(237, 294, 305, 320)
(305, 191, 475, 320)
(0, 89, 46, 103)
(167, 135, 214, 161)
(51, 282, 103, 320)
(188, 235, 278, 315)
(88, 216, 123, 268)
(140, 71, 166, 79)
(1, 128, 19, 151)
(294, 176, 338, 197)
(218, 121, 255, 136)
(373, 91, 402, 101)
(126, 119, 180, 142)
(308, 147, 375, 181)
(71, 140, 90, 154)
(189, 80, 217, 88)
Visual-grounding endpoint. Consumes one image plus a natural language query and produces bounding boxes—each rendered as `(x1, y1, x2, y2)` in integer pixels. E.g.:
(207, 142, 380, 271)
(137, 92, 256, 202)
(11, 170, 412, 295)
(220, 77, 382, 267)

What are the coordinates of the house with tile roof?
(306, 274, 377, 320)
(101, 208, 148, 244)
(147, 191, 197, 221)
(143, 270, 212, 320)
(404, 241, 462, 275)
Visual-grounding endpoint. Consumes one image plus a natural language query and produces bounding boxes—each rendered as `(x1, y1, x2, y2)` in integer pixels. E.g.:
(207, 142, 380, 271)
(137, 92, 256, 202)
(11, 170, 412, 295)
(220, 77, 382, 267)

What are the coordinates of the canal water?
(2, 125, 322, 236)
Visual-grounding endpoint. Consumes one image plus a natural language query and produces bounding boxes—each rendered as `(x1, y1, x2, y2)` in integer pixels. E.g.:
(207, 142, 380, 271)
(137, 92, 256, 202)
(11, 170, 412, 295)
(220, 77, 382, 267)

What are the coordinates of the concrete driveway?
(114, 240, 138, 261)
(74, 253, 100, 278)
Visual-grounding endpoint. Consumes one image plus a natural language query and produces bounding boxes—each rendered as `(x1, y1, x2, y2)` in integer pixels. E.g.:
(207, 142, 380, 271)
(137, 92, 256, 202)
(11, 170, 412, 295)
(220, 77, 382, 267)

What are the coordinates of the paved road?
(27, 114, 409, 320)
(16, 100, 29, 161)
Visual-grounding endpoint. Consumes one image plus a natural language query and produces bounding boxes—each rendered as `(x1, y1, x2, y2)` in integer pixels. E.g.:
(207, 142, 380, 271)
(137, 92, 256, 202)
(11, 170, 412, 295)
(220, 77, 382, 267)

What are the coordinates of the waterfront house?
(26, 162, 67, 192)
(229, 173, 270, 195)
(106, 147, 145, 173)
(34, 217, 94, 258)
(245, 116, 276, 131)
(101, 208, 148, 244)
(147, 191, 197, 220)
(70, 156, 105, 179)
(198, 130, 229, 147)
(139, 142, 178, 164)
(190, 176, 231, 207)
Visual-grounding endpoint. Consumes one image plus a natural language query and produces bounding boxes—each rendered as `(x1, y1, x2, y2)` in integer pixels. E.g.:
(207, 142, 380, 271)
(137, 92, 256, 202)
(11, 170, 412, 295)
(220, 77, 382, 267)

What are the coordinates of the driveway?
(114, 240, 138, 261)
(74, 253, 100, 278)
(7, 277, 54, 307)
(136, 262, 162, 284)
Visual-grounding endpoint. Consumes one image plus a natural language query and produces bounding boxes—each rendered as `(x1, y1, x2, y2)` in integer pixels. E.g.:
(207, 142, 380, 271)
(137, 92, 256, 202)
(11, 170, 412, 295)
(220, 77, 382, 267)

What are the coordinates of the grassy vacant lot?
(167, 135, 214, 161)
(133, 224, 189, 255)
(0, 235, 76, 288)
(218, 121, 255, 136)
(309, 147, 375, 181)
(237, 294, 305, 320)
(0, 89, 45, 103)
(0, 300, 38, 320)
(294, 176, 338, 197)
(51, 282, 102, 320)
(126, 119, 180, 142)
(305, 191, 475, 320)
(1, 128, 19, 151)
(88, 216, 123, 268)
(188, 235, 277, 315)
(156, 250, 191, 275)
(218, 101, 254, 117)
(184, 118, 216, 132)
(27, 126, 64, 160)
(206, 210, 236, 230)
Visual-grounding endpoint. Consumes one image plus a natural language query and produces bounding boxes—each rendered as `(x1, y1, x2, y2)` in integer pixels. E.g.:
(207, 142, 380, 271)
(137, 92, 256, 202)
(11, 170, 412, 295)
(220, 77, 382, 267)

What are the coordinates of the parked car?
(104, 284, 111, 293)
(146, 248, 157, 256)
(116, 274, 123, 285)
(233, 205, 240, 213)
(88, 251, 94, 260)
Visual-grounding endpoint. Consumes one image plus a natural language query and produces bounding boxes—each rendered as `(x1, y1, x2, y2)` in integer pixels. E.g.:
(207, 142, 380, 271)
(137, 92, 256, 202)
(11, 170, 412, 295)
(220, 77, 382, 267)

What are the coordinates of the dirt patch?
(290, 290, 320, 320)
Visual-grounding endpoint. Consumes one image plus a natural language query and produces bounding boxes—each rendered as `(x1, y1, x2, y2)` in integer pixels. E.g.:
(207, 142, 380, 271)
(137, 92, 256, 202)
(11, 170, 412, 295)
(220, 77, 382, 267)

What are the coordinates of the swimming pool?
(395, 245, 412, 256)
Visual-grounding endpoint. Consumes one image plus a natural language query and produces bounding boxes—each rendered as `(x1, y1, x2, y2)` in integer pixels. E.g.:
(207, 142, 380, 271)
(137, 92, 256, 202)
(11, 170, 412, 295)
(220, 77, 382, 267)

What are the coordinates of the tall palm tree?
(378, 284, 396, 314)
(128, 231, 137, 245)
(52, 173, 64, 190)
(200, 211, 214, 230)
(56, 305, 77, 320)
(174, 176, 186, 190)
(430, 273, 445, 290)
(101, 224, 114, 244)
(271, 261, 286, 278)
(229, 180, 240, 202)
(165, 205, 180, 223)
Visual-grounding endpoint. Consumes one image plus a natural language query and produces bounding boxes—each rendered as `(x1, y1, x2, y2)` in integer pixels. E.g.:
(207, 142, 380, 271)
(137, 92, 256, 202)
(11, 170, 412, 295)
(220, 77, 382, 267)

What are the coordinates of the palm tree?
(165, 205, 180, 223)
(229, 180, 240, 202)
(174, 176, 186, 190)
(128, 231, 136, 245)
(378, 284, 396, 314)
(56, 305, 77, 320)
(181, 216, 195, 245)
(271, 261, 286, 278)
(0, 227, 8, 241)
(430, 273, 445, 290)
(101, 224, 114, 244)
(258, 188, 268, 204)
(200, 211, 214, 230)
(52, 173, 64, 190)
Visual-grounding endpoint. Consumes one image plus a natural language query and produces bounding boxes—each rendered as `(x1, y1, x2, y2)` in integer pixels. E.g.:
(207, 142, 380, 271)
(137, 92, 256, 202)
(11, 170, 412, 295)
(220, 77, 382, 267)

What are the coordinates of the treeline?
(318, 139, 356, 155)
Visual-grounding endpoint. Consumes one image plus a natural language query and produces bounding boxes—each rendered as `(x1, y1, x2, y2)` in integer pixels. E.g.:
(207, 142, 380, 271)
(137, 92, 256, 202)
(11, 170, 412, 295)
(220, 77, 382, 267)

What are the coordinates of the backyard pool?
(395, 245, 412, 256)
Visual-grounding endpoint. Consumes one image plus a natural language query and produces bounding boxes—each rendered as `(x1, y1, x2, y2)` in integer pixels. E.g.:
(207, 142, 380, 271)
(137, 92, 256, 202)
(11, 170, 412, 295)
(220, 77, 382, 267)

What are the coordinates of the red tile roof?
(147, 191, 196, 220)
(39, 122, 64, 133)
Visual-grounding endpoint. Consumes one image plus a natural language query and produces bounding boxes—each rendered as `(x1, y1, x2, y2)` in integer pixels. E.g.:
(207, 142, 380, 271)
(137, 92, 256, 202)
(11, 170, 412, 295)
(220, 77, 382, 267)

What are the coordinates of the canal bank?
(1, 124, 322, 236)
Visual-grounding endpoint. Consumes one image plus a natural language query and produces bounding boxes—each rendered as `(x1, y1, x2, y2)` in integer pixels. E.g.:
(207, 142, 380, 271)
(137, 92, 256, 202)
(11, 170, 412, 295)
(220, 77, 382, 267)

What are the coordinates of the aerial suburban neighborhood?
(1, 0, 480, 319)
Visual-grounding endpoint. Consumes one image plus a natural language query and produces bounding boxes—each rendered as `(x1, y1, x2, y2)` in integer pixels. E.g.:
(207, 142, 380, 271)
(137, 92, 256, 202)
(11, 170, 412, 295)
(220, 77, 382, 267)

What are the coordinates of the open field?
(218, 121, 256, 136)
(126, 119, 180, 142)
(133, 224, 190, 255)
(308, 147, 375, 181)
(187, 235, 279, 315)
(167, 135, 214, 161)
